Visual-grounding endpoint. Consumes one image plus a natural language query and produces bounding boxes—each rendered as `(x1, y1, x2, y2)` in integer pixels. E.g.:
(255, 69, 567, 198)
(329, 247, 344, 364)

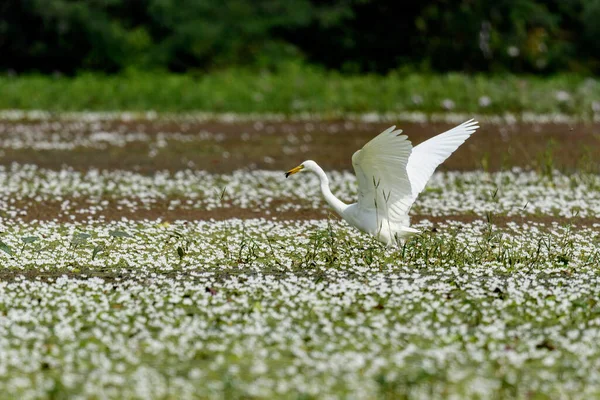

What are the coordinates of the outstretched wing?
(351, 126, 414, 222)
(406, 119, 479, 204)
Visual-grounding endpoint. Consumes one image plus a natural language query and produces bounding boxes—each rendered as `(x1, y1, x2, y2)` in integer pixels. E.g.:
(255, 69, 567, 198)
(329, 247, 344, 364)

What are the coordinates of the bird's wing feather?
(406, 119, 479, 203)
(351, 126, 414, 222)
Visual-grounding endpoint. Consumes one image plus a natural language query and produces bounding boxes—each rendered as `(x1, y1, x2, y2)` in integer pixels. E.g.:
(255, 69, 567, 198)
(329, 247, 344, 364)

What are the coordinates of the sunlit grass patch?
(1, 69, 600, 118)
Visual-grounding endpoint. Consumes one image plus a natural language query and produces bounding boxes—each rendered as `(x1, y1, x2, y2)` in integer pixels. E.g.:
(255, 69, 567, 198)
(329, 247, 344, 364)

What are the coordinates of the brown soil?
(1, 119, 598, 173)
(7, 195, 595, 228)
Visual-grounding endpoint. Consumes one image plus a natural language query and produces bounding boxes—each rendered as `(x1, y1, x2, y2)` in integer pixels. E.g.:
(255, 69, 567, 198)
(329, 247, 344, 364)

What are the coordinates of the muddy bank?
(0, 118, 598, 173)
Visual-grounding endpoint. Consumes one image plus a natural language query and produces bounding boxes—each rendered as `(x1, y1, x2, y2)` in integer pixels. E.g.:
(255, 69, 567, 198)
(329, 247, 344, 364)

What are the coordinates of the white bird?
(285, 119, 480, 246)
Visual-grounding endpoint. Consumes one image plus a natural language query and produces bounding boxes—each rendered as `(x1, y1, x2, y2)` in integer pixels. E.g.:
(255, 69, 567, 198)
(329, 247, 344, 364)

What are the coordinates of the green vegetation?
(4, 0, 600, 74)
(2, 67, 599, 115)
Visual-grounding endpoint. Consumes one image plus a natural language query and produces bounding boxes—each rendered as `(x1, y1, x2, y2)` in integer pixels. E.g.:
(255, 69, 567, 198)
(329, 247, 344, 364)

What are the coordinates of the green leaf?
(92, 245, 104, 260)
(21, 236, 39, 244)
(71, 233, 91, 247)
(170, 230, 183, 239)
(109, 230, 132, 238)
(177, 246, 185, 260)
(0, 241, 13, 256)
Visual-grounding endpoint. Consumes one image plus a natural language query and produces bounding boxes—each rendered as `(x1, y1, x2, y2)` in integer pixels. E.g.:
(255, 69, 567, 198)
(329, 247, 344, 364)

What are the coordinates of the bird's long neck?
(313, 165, 348, 216)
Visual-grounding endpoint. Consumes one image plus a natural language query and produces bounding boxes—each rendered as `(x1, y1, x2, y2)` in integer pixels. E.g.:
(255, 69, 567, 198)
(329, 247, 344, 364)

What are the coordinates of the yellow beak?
(285, 164, 304, 178)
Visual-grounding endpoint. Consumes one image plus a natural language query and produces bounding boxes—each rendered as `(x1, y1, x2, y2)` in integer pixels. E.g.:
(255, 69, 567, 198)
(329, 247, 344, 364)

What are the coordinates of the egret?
(285, 119, 479, 246)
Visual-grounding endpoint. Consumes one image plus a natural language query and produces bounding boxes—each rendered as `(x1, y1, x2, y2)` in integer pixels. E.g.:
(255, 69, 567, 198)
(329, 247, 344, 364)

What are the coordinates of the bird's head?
(285, 160, 318, 178)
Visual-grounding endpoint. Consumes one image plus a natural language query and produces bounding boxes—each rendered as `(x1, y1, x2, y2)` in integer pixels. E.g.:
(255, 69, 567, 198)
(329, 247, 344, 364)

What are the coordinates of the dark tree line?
(1, 0, 599, 74)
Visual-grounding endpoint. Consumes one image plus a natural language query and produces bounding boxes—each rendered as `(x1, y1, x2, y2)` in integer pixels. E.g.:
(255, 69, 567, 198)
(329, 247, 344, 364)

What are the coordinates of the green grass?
(1, 64, 599, 115)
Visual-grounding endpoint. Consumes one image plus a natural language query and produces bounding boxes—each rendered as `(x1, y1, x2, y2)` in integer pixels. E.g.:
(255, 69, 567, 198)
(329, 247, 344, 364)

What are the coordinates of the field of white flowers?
(0, 166, 598, 220)
(0, 113, 599, 399)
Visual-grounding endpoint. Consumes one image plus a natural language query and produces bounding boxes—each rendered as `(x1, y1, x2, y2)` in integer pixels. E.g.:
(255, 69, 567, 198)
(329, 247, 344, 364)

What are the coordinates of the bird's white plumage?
(351, 119, 479, 224)
(286, 119, 479, 245)
(406, 119, 479, 203)
(351, 126, 414, 223)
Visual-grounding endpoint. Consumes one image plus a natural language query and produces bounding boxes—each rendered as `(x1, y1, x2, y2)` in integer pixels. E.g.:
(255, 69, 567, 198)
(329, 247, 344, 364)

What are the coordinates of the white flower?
(507, 46, 520, 57)
(441, 99, 455, 110)
(554, 90, 571, 102)
(478, 96, 492, 107)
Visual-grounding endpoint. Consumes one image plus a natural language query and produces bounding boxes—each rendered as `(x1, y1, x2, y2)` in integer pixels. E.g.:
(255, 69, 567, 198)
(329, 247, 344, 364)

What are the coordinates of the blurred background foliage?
(2, 0, 600, 75)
